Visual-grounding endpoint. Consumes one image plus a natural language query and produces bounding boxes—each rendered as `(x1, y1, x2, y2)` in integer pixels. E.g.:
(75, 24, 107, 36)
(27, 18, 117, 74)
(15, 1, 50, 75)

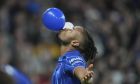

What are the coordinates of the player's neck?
(60, 45, 75, 56)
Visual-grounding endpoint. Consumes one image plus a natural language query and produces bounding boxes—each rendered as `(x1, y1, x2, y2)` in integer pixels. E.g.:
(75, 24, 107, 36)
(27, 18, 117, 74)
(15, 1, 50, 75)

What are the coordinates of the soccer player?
(52, 26, 97, 84)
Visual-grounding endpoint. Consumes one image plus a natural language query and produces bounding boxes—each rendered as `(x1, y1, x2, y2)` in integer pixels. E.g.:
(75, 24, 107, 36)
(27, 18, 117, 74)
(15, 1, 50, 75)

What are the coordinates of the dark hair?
(80, 28, 97, 63)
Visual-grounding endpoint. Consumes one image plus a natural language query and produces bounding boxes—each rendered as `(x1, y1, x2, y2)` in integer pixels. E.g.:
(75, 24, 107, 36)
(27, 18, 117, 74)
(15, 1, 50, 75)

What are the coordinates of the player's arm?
(74, 64, 94, 84)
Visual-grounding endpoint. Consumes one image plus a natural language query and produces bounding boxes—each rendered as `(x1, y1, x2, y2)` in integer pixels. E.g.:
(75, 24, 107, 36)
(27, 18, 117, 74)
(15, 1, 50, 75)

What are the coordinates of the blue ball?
(42, 8, 65, 31)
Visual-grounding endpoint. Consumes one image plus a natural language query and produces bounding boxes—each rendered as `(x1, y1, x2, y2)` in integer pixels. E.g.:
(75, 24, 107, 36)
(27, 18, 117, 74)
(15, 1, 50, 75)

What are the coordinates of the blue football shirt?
(52, 50, 86, 84)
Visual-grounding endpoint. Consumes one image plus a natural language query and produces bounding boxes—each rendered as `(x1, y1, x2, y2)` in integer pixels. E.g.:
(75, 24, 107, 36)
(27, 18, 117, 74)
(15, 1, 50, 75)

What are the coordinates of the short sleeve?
(64, 56, 86, 74)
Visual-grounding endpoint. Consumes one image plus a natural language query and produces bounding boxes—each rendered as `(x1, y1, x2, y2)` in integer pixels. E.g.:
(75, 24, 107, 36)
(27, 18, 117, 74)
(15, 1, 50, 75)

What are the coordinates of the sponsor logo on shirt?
(69, 57, 84, 65)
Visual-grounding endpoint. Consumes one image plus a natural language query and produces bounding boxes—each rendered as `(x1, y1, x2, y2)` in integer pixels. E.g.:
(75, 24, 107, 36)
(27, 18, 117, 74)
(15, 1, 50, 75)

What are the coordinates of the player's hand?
(81, 64, 94, 84)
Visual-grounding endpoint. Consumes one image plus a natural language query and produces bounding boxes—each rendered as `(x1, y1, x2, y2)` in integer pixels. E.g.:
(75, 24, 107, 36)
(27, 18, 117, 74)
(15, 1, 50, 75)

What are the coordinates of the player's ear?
(71, 40, 80, 47)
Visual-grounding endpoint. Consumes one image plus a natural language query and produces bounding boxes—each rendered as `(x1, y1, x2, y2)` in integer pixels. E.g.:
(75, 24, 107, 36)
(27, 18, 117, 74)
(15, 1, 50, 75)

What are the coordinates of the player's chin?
(57, 30, 63, 36)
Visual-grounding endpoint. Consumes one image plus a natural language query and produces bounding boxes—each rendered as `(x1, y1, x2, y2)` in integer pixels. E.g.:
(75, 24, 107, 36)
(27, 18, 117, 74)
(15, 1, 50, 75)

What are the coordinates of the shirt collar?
(63, 50, 81, 56)
(58, 50, 81, 62)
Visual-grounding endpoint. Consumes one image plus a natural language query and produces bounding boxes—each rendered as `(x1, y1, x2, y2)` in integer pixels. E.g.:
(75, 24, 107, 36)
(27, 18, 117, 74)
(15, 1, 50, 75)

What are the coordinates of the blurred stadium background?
(0, 0, 140, 84)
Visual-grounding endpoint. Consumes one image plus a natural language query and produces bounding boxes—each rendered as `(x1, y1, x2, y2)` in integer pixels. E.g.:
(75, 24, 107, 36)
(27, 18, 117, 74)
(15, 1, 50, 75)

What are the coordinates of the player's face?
(58, 28, 84, 45)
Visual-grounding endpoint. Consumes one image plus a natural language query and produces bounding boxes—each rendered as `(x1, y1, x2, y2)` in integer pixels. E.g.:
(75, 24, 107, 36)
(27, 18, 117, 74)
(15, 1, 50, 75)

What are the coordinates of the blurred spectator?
(0, 70, 14, 84)
(0, 0, 140, 84)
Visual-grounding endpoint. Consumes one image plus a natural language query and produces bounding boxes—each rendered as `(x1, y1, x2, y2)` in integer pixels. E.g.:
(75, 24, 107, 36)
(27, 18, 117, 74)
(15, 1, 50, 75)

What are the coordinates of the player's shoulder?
(62, 50, 86, 64)
(65, 55, 85, 64)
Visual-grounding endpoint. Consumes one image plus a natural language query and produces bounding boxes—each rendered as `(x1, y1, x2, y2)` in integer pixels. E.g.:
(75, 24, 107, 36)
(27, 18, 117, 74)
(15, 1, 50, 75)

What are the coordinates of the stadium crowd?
(0, 0, 140, 84)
